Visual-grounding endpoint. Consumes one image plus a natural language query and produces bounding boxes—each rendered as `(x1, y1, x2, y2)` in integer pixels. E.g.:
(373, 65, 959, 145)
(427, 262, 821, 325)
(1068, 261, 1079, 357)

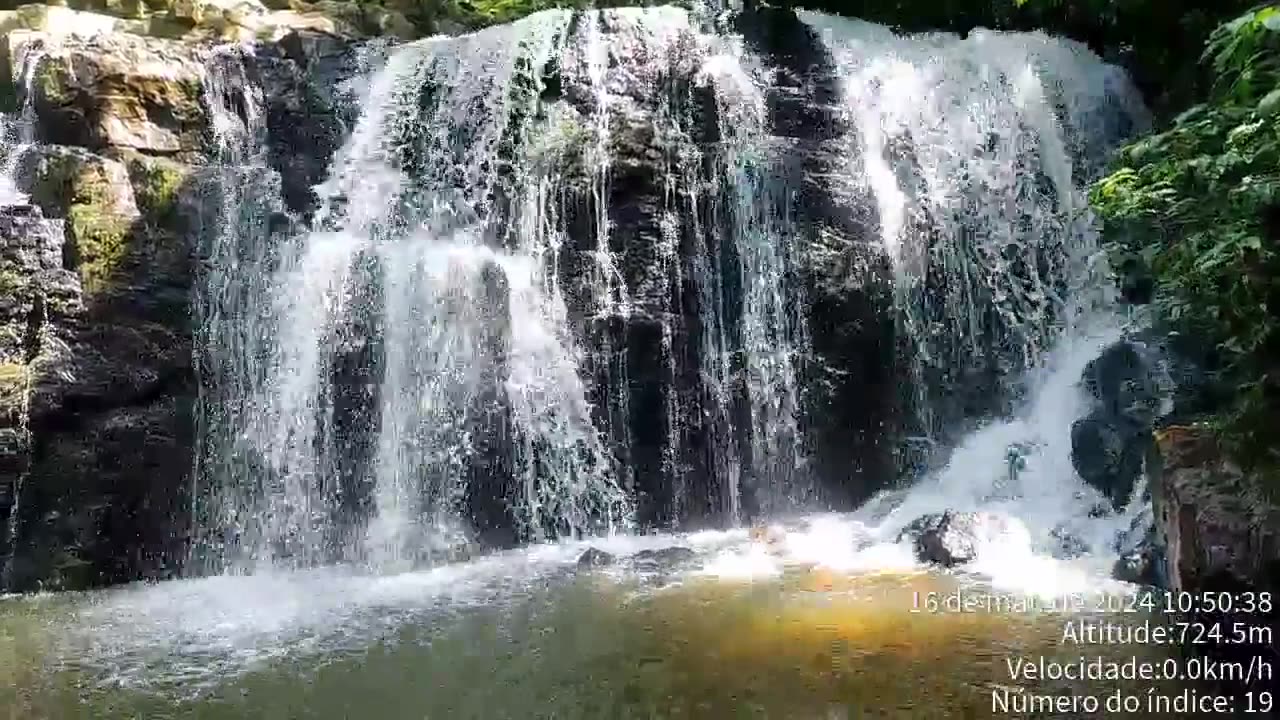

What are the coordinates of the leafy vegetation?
(1090, 5, 1280, 468)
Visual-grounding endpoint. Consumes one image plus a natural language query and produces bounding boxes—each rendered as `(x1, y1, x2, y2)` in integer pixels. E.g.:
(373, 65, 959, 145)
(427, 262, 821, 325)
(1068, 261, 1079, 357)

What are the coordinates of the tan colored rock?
(27, 31, 205, 153)
(0, 5, 124, 38)
(14, 144, 140, 220)
(170, 0, 267, 26)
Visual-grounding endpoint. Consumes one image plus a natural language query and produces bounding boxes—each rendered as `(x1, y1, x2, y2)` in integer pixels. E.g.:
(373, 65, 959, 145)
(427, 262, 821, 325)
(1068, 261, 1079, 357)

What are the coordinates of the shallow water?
(2, 523, 1187, 720)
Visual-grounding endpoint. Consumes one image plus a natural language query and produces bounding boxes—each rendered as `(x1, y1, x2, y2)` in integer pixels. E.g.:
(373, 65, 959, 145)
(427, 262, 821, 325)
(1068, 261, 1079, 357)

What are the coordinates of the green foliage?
(1091, 5, 1280, 467)
(1204, 4, 1280, 103)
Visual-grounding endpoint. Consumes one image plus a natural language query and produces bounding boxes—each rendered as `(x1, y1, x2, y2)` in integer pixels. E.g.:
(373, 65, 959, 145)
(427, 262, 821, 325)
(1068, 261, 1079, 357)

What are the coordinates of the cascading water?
(1, 11, 1207, 711)
(191, 7, 834, 574)
(0, 41, 45, 205)
(806, 14, 1149, 437)
(794, 13, 1155, 585)
(187, 4, 1158, 590)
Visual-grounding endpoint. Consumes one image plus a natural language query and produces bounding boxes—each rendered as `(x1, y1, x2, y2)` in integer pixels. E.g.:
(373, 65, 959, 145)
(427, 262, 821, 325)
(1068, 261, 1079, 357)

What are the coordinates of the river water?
(3, 518, 1186, 719)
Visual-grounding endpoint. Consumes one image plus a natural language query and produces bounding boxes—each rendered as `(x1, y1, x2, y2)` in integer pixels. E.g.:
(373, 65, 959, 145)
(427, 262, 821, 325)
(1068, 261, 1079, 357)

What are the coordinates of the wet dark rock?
(1071, 414, 1146, 508)
(1070, 340, 1163, 509)
(1112, 546, 1158, 586)
(631, 546, 698, 568)
(576, 547, 616, 568)
(1049, 526, 1089, 559)
(1148, 426, 1280, 702)
(902, 510, 1027, 567)
(0, 197, 196, 591)
(896, 512, 943, 544)
(252, 32, 377, 219)
(1151, 426, 1280, 595)
(736, 5, 897, 510)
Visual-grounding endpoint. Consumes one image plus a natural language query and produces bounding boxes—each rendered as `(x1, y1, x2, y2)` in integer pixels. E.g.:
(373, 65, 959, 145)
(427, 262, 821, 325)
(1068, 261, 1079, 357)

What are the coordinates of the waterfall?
(805, 14, 1149, 441)
(801, 13, 1153, 577)
(187, 5, 1154, 579)
(191, 44, 293, 573)
(191, 7, 840, 574)
(0, 41, 52, 588)
(0, 40, 47, 204)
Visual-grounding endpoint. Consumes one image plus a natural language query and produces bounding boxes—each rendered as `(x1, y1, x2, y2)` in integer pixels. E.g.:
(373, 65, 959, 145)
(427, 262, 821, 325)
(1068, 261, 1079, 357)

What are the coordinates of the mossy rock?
(0, 361, 31, 422)
(16, 146, 139, 220)
(118, 152, 191, 226)
(66, 203, 133, 296)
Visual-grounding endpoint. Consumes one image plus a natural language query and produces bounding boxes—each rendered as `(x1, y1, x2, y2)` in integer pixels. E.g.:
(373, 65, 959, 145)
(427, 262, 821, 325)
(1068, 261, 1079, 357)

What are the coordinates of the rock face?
(900, 510, 1030, 567)
(0, 135, 198, 588)
(27, 31, 207, 153)
(0, 25, 312, 589)
(1149, 425, 1280, 698)
(0, 204, 81, 585)
(2, 5, 904, 587)
(1151, 426, 1280, 595)
(1070, 340, 1163, 509)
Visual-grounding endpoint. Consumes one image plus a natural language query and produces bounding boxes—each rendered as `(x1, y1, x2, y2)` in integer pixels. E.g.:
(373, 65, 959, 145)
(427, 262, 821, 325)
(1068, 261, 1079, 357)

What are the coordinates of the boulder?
(14, 144, 139, 219)
(576, 547, 615, 567)
(1070, 340, 1164, 509)
(631, 546, 697, 568)
(1148, 425, 1279, 699)
(1081, 340, 1162, 426)
(901, 510, 1029, 567)
(1070, 413, 1146, 508)
(1112, 546, 1158, 586)
(27, 31, 205, 153)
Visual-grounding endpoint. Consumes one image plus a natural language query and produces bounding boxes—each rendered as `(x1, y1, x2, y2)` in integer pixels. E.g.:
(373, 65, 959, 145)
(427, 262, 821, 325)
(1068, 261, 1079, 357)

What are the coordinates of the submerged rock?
(576, 547, 616, 568)
(1112, 547, 1158, 586)
(902, 510, 1028, 568)
(631, 546, 697, 568)
(1048, 526, 1089, 559)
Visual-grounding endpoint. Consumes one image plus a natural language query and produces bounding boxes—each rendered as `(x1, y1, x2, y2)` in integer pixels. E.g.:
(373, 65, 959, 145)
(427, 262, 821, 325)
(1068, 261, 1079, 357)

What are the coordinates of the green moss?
(1091, 5, 1280, 472)
(0, 76, 18, 114)
(124, 154, 189, 225)
(26, 150, 126, 219)
(66, 203, 132, 296)
(32, 58, 70, 108)
(0, 266, 26, 297)
(0, 361, 30, 422)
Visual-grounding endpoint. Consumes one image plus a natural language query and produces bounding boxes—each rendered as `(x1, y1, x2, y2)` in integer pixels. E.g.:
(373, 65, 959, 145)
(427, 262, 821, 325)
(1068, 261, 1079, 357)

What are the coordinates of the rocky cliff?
(0, 3, 367, 589)
(1148, 425, 1280, 698)
(0, 1, 904, 587)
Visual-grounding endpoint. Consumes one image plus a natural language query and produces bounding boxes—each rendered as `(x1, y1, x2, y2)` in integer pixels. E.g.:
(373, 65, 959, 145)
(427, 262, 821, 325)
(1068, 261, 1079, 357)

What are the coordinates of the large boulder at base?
(1070, 413, 1146, 508)
(1070, 340, 1164, 509)
(576, 547, 616, 568)
(901, 510, 1030, 567)
(1112, 545, 1159, 586)
(630, 546, 697, 569)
